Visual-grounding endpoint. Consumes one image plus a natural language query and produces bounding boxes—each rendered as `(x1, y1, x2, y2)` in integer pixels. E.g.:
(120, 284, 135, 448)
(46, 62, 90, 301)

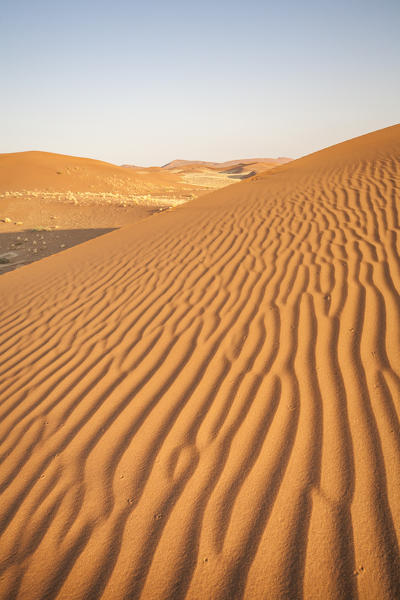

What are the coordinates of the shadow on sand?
(0, 228, 117, 274)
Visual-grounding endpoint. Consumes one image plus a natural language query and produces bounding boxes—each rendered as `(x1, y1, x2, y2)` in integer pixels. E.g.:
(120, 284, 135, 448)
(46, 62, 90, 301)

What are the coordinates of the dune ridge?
(0, 124, 400, 599)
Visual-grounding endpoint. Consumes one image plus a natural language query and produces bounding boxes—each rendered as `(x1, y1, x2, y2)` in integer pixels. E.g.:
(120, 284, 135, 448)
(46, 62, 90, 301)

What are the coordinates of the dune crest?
(0, 125, 400, 599)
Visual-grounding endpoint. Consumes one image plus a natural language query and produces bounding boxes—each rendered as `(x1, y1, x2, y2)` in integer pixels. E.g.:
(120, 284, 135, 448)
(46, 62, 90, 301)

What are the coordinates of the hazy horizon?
(1, 0, 399, 166)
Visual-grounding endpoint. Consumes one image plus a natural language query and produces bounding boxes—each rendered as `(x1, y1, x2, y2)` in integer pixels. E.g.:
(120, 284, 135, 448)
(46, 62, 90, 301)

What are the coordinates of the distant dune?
(0, 125, 400, 599)
(0, 150, 181, 194)
(0, 151, 290, 198)
(0, 151, 272, 214)
(123, 157, 293, 189)
(0, 152, 188, 273)
(157, 157, 294, 187)
(160, 157, 291, 170)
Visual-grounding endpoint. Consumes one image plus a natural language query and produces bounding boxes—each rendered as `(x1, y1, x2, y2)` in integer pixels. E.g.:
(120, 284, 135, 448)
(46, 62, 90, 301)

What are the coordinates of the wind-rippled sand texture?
(1, 124, 400, 599)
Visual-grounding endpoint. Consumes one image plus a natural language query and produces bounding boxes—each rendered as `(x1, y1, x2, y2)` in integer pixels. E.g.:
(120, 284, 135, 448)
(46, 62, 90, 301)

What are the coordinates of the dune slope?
(0, 125, 400, 599)
(0, 151, 179, 194)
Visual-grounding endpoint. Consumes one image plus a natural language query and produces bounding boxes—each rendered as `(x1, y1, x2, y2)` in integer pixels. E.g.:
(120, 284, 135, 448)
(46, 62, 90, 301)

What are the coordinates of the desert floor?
(0, 125, 400, 599)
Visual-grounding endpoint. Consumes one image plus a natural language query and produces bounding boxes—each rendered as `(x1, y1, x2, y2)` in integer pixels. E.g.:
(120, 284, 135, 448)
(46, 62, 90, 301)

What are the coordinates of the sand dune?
(1, 124, 400, 599)
(0, 151, 180, 194)
(0, 150, 218, 220)
(123, 158, 293, 196)
(157, 157, 293, 186)
(160, 157, 291, 171)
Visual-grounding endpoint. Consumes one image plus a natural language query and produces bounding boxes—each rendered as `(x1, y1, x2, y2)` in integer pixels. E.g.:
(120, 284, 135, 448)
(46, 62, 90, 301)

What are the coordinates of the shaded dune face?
(0, 125, 400, 599)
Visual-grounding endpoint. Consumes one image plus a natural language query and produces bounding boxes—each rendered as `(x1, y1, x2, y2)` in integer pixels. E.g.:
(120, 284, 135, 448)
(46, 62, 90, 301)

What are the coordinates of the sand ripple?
(0, 125, 400, 599)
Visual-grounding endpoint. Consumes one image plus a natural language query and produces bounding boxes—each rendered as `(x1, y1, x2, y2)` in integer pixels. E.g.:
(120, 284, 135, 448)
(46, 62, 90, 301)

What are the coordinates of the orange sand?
(0, 151, 180, 194)
(0, 125, 400, 599)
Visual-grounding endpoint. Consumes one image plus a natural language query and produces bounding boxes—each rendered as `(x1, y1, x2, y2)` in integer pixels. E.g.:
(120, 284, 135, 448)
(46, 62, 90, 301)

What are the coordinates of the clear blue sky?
(1, 0, 399, 165)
